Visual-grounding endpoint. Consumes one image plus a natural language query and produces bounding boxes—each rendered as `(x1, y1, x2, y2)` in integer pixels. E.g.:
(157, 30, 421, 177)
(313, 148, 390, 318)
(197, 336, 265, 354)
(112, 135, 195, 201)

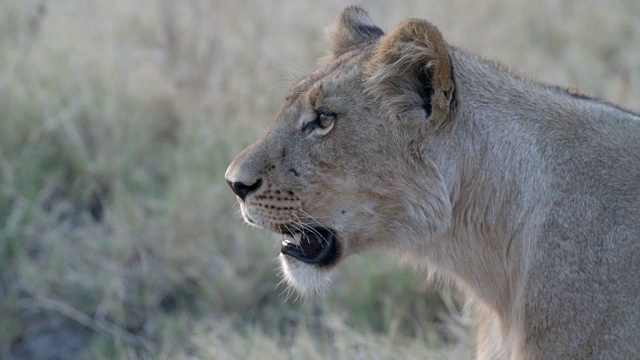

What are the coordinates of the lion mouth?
(280, 227, 339, 267)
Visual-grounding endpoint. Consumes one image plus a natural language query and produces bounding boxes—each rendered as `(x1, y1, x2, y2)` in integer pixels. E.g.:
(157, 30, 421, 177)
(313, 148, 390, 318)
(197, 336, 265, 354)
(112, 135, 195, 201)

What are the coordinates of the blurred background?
(0, 0, 638, 358)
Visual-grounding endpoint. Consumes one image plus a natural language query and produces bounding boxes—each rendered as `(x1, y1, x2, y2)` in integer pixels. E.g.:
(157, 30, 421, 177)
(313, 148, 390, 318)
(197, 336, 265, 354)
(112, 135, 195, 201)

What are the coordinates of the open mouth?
(280, 226, 339, 267)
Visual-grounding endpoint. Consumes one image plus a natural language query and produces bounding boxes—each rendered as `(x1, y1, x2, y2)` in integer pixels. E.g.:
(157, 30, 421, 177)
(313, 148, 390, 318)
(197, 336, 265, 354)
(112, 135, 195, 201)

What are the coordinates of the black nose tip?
(227, 179, 262, 201)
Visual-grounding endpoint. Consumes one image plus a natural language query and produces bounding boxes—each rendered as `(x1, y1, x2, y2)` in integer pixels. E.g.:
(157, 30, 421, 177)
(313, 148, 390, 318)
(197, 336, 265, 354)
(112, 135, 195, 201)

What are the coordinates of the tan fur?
(226, 6, 640, 359)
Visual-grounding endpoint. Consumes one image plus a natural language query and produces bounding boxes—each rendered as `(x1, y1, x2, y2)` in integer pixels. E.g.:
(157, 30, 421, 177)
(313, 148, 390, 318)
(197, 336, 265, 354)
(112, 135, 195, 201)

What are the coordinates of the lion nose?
(226, 179, 262, 201)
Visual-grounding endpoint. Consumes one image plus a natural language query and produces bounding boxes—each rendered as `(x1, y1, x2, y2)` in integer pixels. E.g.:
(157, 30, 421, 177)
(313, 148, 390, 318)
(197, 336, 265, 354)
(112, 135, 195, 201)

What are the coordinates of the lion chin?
(280, 255, 335, 296)
(278, 226, 342, 295)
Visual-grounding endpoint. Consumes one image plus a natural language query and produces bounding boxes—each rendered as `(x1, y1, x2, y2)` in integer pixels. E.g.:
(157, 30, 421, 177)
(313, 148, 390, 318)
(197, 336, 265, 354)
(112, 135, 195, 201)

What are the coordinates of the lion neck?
(409, 48, 555, 334)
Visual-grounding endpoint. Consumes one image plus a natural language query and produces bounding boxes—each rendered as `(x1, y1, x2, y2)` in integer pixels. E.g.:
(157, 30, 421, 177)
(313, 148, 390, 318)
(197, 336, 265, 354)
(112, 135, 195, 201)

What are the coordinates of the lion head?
(225, 6, 456, 294)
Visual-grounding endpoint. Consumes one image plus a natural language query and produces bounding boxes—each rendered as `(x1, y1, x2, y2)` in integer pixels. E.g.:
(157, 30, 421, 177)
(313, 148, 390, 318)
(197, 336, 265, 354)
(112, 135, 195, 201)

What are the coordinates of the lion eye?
(303, 110, 336, 134)
(318, 112, 335, 128)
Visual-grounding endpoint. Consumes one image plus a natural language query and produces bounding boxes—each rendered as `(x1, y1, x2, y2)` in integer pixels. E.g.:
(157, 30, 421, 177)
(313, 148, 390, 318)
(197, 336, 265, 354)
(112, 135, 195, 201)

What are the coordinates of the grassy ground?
(0, 0, 638, 358)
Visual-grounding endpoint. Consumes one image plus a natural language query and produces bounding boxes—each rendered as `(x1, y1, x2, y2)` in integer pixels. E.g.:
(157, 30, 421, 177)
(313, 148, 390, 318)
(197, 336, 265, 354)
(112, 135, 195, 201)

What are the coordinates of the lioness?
(225, 6, 640, 359)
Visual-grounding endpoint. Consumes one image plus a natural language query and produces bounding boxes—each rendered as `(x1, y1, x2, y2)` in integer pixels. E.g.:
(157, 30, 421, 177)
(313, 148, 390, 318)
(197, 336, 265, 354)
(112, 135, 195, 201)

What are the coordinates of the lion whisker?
(285, 222, 308, 256)
(297, 210, 337, 239)
(365, 208, 391, 226)
(292, 214, 329, 246)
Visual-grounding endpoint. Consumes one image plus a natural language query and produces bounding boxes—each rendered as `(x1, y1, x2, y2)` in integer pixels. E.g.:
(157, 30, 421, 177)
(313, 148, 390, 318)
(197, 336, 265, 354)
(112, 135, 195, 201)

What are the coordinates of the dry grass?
(0, 0, 638, 358)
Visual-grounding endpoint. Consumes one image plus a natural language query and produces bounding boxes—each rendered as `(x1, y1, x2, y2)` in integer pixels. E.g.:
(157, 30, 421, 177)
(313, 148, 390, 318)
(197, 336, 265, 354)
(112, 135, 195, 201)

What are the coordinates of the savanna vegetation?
(1, 0, 638, 358)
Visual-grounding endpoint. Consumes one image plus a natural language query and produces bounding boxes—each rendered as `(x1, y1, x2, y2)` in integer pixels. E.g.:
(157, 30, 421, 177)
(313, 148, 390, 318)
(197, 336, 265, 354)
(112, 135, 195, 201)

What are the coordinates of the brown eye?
(318, 112, 336, 128)
(303, 110, 337, 133)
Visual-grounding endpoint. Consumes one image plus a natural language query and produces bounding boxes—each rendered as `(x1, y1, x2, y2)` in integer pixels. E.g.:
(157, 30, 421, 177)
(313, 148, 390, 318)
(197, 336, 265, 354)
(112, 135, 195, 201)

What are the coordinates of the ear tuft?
(368, 19, 455, 131)
(330, 6, 384, 57)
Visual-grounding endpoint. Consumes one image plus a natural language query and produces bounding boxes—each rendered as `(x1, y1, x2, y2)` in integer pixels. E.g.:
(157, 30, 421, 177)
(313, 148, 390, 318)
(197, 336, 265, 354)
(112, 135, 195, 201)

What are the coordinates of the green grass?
(0, 0, 638, 358)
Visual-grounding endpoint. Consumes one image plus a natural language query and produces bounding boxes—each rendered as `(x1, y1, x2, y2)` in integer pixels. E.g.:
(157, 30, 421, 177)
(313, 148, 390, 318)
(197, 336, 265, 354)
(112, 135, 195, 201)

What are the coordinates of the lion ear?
(330, 6, 384, 57)
(369, 19, 455, 130)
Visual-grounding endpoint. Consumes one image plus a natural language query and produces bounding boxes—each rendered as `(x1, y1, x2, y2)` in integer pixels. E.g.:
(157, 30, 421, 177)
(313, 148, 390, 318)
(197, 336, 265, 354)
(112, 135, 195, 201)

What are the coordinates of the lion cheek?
(386, 173, 452, 250)
(404, 190, 452, 234)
